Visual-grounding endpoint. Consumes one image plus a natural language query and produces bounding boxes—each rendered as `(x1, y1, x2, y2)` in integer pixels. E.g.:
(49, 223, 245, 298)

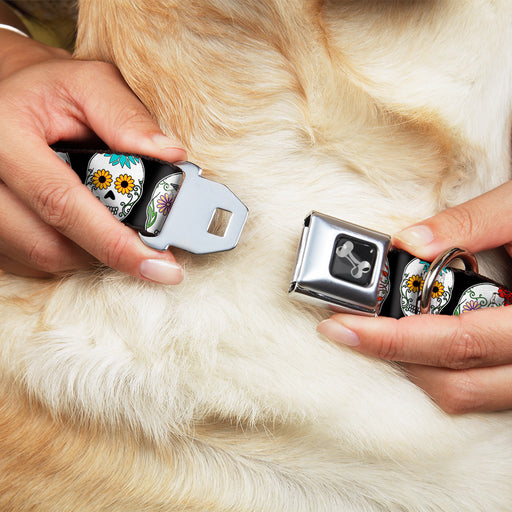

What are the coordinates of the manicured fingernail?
(317, 319, 360, 347)
(394, 225, 434, 248)
(139, 259, 183, 285)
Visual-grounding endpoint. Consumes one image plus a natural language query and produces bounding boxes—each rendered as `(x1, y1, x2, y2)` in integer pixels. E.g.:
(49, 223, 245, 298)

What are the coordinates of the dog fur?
(1, 0, 512, 510)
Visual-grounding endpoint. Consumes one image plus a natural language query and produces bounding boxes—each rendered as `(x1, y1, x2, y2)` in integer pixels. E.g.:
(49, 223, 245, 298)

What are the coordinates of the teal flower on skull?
(104, 153, 140, 169)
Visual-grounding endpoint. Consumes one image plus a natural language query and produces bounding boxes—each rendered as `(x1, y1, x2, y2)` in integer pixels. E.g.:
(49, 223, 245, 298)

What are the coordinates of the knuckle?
(78, 60, 119, 80)
(436, 371, 482, 414)
(34, 183, 76, 231)
(27, 238, 64, 274)
(375, 337, 398, 360)
(67, 61, 123, 102)
(101, 233, 131, 271)
(116, 102, 153, 126)
(374, 324, 403, 360)
(442, 318, 487, 369)
(51, 47, 72, 60)
(441, 204, 477, 242)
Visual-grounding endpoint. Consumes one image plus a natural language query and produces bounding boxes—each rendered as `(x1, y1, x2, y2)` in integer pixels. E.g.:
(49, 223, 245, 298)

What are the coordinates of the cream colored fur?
(1, 0, 512, 510)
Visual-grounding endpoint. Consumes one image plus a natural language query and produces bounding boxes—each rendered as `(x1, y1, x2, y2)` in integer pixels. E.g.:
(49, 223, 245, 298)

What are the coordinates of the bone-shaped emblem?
(336, 240, 372, 279)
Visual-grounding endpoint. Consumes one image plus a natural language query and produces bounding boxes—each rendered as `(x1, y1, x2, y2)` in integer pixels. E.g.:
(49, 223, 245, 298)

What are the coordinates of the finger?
(392, 180, 512, 260)
(0, 59, 185, 282)
(317, 306, 512, 369)
(57, 60, 187, 162)
(1, 142, 184, 283)
(0, 182, 93, 272)
(4, 59, 187, 162)
(0, 254, 53, 278)
(404, 363, 512, 414)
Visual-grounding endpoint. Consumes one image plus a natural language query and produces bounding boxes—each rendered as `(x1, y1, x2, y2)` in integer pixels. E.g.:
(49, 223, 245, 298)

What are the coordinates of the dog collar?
(54, 147, 248, 254)
(289, 211, 512, 318)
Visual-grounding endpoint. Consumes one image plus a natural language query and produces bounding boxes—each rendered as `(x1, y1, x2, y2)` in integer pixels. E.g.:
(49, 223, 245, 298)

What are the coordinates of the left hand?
(0, 30, 186, 282)
(318, 181, 512, 414)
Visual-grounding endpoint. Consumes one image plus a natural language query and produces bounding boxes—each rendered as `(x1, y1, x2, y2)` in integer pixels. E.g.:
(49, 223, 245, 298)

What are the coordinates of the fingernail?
(317, 319, 360, 347)
(394, 225, 434, 248)
(139, 259, 184, 285)
(152, 134, 187, 158)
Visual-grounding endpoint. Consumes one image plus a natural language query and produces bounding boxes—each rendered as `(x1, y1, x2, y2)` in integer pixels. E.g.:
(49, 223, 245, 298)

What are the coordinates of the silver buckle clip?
(289, 212, 391, 316)
(140, 162, 248, 254)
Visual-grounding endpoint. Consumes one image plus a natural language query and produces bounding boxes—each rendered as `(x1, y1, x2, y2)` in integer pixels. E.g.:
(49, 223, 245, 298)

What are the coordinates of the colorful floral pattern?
(114, 174, 135, 195)
(498, 287, 512, 306)
(156, 193, 174, 215)
(400, 258, 454, 316)
(406, 275, 424, 293)
(376, 260, 390, 313)
(461, 300, 482, 313)
(105, 153, 140, 169)
(85, 152, 145, 220)
(454, 283, 508, 315)
(431, 281, 445, 299)
(145, 172, 183, 235)
(91, 169, 113, 190)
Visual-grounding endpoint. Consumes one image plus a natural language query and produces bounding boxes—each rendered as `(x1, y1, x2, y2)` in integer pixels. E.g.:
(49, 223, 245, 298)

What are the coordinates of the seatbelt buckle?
(289, 212, 391, 316)
(139, 161, 248, 254)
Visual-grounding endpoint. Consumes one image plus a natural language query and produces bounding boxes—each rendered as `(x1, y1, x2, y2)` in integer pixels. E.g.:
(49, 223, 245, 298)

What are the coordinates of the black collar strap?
(53, 147, 248, 254)
(289, 211, 512, 318)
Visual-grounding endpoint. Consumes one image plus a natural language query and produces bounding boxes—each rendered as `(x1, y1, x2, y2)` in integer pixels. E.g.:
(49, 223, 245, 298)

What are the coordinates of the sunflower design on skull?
(114, 174, 135, 195)
(406, 275, 424, 293)
(91, 169, 113, 190)
(430, 280, 445, 299)
(400, 258, 454, 316)
(85, 153, 145, 220)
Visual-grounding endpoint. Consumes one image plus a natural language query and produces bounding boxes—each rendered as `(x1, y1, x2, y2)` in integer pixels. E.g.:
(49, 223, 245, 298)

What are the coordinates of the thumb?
(69, 61, 187, 163)
(392, 180, 512, 260)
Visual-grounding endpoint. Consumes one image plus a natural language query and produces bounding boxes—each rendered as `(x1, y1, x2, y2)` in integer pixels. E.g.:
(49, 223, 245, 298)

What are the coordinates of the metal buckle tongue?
(289, 212, 391, 316)
(139, 162, 248, 254)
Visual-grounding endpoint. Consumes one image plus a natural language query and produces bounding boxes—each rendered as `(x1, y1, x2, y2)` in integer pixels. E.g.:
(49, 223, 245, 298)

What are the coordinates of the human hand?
(318, 180, 512, 414)
(0, 30, 186, 282)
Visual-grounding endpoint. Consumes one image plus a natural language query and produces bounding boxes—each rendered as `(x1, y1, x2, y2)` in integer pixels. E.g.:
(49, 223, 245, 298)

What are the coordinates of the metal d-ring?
(419, 247, 479, 314)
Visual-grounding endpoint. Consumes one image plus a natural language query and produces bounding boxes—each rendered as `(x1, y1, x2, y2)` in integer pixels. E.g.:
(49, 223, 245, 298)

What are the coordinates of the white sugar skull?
(400, 258, 454, 316)
(85, 153, 145, 220)
(55, 151, 71, 166)
(144, 172, 183, 235)
(453, 283, 506, 315)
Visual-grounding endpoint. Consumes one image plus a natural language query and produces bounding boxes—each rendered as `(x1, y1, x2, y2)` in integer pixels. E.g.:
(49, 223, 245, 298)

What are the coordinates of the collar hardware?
(53, 147, 248, 255)
(289, 212, 512, 318)
(289, 212, 391, 316)
(139, 161, 248, 254)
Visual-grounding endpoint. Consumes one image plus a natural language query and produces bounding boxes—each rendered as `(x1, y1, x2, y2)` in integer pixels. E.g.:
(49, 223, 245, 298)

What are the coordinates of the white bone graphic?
(336, 240, 372, 279)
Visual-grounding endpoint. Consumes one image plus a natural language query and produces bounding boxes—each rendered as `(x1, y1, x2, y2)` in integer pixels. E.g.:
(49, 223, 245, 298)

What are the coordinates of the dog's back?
(1, 1, 512, 510)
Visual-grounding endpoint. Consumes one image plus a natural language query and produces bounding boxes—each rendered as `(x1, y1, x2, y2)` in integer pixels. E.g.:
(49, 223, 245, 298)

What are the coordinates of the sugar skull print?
(376, 259, 390, 314)
(454, 283, 512, 315)
(400, 258, 454, 315)
(84, 153, 145, 220)
(145, 172, 183, 235)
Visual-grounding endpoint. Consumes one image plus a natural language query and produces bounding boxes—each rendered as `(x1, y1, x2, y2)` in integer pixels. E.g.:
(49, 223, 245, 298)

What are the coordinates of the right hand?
(0, 30, 187, 283)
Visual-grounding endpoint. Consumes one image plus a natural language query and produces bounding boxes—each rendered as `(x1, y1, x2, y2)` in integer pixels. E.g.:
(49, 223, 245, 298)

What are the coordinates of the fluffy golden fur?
(1, 0, 512, 510)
